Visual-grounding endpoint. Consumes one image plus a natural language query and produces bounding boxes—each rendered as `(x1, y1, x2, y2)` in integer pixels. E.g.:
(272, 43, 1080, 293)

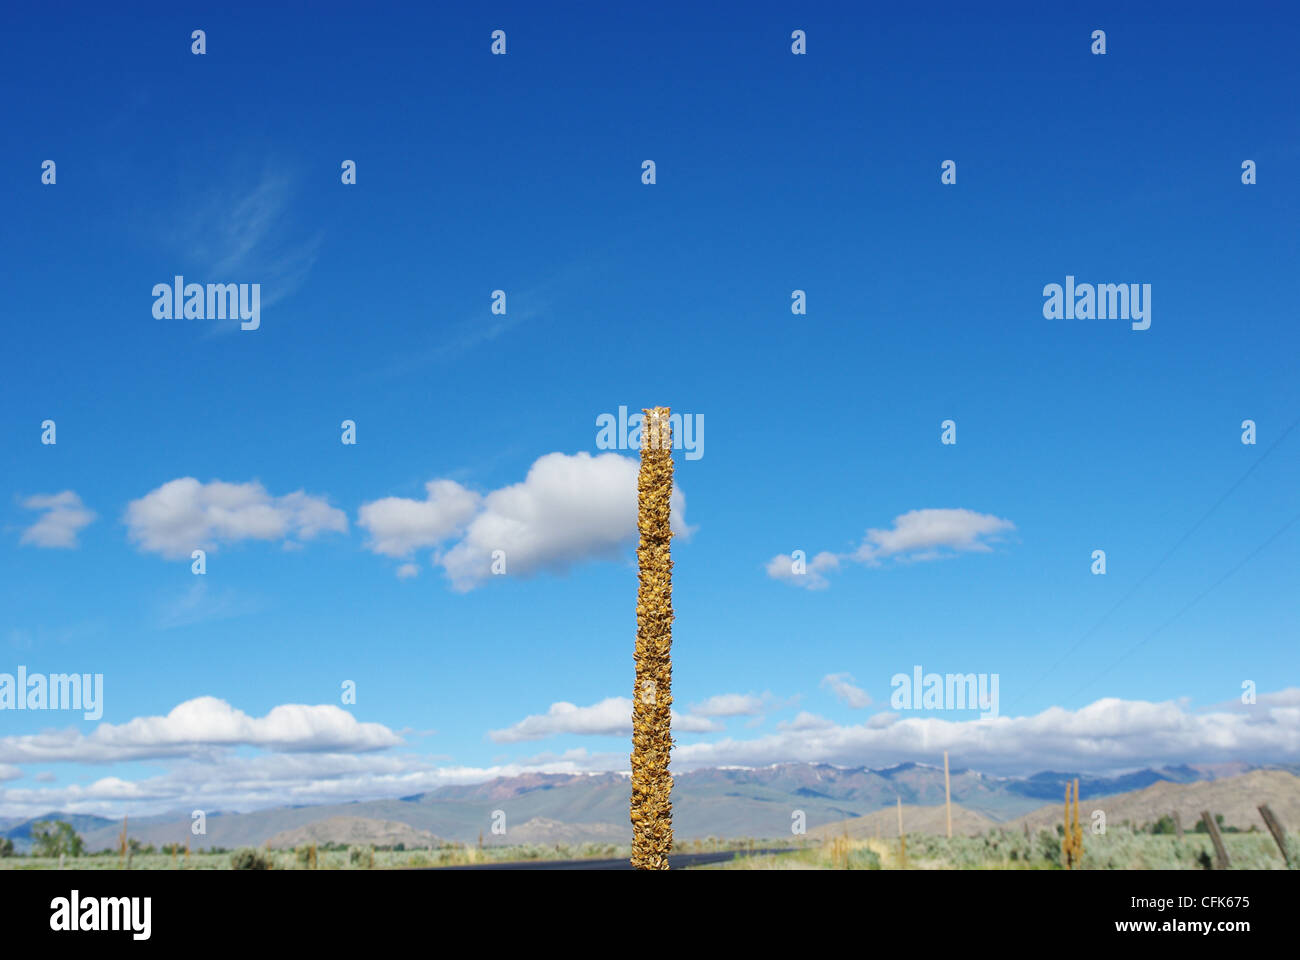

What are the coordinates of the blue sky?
(1, 1, 1297, 816)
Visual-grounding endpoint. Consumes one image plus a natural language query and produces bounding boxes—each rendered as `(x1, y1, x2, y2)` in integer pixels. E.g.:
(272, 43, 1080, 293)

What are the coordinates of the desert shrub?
(1149, 815, 1177, 835)
(294, 844, 319, 868)
(230, 847, 271, 870)
(847, 848, 881, 870)
(1286, 836, 1300, 869)
(1036, 829, 1062, 867)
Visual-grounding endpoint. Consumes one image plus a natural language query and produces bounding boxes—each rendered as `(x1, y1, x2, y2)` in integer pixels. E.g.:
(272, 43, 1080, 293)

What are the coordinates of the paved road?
(425, 848, 794, 870)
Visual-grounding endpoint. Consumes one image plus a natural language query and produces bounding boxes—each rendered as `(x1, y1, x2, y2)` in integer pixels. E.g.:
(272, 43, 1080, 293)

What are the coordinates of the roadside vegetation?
(4, 819, 1292, 870)
(697, 828, 1295, 870)
(0, 821, 773, 869)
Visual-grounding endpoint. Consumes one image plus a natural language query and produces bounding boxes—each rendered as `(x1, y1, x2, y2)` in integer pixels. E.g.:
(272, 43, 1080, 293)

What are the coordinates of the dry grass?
(691, 830, 1295, 871)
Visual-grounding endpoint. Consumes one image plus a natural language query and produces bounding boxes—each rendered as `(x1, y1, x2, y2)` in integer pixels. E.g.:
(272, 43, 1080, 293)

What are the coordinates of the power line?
(1067, 507, 1300, 700)
(1009, 413, 1299, 710)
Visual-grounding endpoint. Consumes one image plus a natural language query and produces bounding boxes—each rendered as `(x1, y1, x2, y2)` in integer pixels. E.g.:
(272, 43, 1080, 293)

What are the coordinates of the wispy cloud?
(18, 491, 96, 548)
(364, 261, 595, 382)
(768, 508, 1015, 589)
(162, 165, 323, 330)
(821, 673, 872, 708)
(154, 581, 261, 630)
(687, 693, 774, 718)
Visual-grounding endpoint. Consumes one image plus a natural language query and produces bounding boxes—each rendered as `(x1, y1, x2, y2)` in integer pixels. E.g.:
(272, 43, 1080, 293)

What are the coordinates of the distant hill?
(811, 803, 998, 839)
(266, 817, 448, 850)
(40, 761, 1284, 851)
(483, 817, 628, 846)
(1009, 769, 1300, 833)
(1, 813, 117, 854)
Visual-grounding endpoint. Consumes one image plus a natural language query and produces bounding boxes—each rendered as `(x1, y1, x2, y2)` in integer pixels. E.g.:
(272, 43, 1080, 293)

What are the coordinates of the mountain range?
(4, 761, 1296, 853)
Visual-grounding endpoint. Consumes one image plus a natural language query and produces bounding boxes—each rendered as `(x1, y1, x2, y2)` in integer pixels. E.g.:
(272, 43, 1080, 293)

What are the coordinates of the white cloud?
(855, 508, 1014, 564)
(779, 711, 835, 731)
(0, 697, 401, 764)
(674, 713, 725, 734)
(4, 691, 1298, 820)
(669, 691, 1300, 775)
(1206, 688, 1300, 712)
(0, 751, 621, 819)
(765, 550, 838, 589)
(489, 697, 631, 743)
(822, 673, 872, 708)
(126, 478, 347, 558)
(0, 764, 21, 782)
(488, 695, 722, 743)
(358, 480, 481, 558)
(442, 452, 692, 591)
(688, 693, 768, 717)
(395, 563, 421, 580)
(19, 491, 96, 548)
(769, 509, 1014, 588)
(362, 452, 691, 590)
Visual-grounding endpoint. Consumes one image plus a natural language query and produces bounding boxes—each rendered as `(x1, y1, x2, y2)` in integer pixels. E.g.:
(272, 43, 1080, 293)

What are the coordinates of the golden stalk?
(630, 406, 675, 870)
(1063, 778, 1084, 868)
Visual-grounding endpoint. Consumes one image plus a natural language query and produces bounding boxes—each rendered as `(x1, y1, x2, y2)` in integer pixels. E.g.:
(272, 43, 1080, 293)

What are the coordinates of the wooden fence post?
(1201, 810, 1230, 870)
(1258, 804, 1291, 866)
(1172, 811, 1183, 840)
(944, 751, 953, 839)
(897, 796, 906, 868)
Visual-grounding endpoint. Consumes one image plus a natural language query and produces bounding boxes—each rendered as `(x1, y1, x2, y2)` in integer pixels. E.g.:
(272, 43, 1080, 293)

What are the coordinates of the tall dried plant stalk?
(1063, 778, 1084, 868)
(630, 407, 674, 870)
